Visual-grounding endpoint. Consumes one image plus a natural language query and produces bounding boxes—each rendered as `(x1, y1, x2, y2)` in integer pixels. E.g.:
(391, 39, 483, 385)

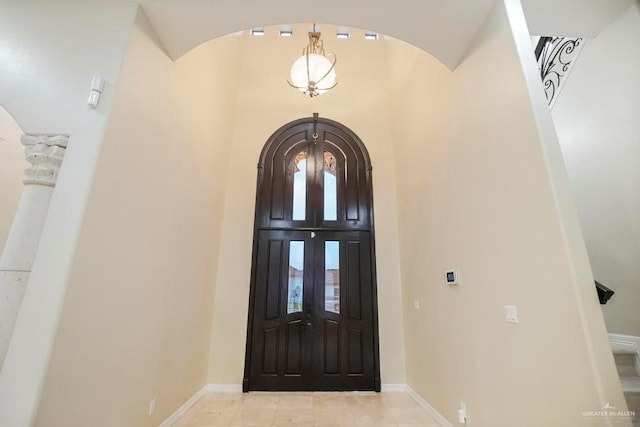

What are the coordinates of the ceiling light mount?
(288, 24, 337, 97)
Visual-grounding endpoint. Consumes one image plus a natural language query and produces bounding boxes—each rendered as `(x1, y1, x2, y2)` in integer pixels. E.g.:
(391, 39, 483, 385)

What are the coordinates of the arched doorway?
(243, 114, 380, 392)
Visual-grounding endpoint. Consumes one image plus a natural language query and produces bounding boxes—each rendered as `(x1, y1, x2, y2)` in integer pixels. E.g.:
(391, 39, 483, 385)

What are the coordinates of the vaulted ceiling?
(137, 0, 635, 69)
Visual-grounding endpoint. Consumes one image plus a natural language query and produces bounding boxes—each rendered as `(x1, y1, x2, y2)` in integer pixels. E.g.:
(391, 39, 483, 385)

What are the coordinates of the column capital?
(21, 134, 69, 187)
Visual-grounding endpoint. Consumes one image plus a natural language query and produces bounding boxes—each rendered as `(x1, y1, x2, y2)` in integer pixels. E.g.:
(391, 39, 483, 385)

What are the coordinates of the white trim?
(158, 384, 209, 427)
(207, 383, 243, 393)
(209, 383, 408, 393)
(609, 333, 640, 352)
(381, 383, 407, 392)
(406, 385, 454, 427)
(609, 333, 640, 376)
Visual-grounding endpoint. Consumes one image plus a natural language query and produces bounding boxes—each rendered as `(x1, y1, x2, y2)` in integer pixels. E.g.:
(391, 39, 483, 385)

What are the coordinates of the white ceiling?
(522, 0, 635, 38)
(138, 0, 635, 69)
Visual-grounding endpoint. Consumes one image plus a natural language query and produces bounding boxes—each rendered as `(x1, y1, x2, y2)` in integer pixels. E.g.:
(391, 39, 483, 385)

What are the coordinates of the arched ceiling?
(137, 0, 635, 69)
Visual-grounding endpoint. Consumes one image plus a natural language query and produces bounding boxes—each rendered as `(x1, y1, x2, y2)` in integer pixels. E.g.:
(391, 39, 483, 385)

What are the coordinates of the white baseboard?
(208, 383, 408, 393)
(406, 385, 453, 427)
(609, 333, 640, 352)
(207, 383, 243, 393)
(609, 333, 640, 376)
(381, 383, 407, 392)
(158, 384, 209, 427)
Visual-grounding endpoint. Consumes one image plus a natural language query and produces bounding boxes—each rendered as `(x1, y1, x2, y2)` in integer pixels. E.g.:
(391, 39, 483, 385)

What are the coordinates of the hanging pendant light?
(288, 24, 337, 97)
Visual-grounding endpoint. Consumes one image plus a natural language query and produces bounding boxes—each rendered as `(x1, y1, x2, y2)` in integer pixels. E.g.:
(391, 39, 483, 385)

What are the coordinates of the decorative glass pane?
(324, 241, 340, 313)
(287, 241, 304, 314)
(324, 152, 337, 221)
(292, 151, 307, 221)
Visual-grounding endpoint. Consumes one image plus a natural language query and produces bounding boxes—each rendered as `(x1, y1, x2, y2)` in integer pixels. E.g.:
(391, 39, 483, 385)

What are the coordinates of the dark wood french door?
(244, 115, 380, 392)
(248, 229, 374, 391)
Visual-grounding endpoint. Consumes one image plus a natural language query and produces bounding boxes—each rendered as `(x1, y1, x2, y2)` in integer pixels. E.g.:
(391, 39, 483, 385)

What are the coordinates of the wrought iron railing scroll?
(535, 36, 584, 107)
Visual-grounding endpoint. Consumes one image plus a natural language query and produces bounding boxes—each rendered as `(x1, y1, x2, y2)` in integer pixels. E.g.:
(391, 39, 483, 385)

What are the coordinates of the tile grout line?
(168, 389, 441, 426)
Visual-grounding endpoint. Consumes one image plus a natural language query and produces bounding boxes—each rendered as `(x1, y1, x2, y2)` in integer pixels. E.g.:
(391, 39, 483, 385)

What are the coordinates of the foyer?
(0, 1, 638, 426)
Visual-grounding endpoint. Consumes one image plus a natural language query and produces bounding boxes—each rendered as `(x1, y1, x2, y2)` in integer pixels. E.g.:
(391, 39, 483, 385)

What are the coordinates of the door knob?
(304, 308, 312, 328)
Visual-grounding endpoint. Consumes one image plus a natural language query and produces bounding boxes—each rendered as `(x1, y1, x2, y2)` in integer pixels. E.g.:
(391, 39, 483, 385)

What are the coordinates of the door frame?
(243, 115, 381, 392)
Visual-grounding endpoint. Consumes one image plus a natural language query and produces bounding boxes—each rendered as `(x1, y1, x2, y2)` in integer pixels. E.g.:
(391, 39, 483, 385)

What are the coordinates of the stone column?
(0, 134, 68, 366)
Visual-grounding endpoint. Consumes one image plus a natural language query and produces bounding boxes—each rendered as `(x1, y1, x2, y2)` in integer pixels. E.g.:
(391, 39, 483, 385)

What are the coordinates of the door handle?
(304, 309, 313, 328)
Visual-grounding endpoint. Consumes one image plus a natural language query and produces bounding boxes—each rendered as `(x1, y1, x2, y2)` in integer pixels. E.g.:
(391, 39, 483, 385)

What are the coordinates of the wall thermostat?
(445, 269, 459, 285)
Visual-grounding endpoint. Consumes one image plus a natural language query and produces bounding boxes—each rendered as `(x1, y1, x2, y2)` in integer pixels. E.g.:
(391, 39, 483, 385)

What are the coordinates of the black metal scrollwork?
(536, 37, 583, 106)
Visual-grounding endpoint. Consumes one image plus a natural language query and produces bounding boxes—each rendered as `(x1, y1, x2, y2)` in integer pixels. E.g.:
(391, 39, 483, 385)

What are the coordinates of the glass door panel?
(324, 241, 340, 314)
(287, 241, 304, 314)
(323, 151, 338, 221)
(292, 151, 307, 221)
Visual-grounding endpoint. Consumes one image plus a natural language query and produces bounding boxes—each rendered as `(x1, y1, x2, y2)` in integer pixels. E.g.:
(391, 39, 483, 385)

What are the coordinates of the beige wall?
(23, 3, 628, 426)
(207, 24, 407, 385)
(0, 107, 25, 256)
(388, 1, 625, 425)
(552, 3, 640, 337)
(35, 10, 241, 426)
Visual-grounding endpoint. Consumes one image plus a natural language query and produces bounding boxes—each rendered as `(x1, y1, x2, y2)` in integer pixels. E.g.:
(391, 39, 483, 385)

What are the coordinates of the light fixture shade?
(287, 26, 337, 97)
(290, 53, 337, 96)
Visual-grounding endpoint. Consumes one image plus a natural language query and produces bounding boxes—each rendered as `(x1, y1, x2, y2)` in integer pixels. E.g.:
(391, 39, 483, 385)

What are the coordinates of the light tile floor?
(174, 392, 440, 426)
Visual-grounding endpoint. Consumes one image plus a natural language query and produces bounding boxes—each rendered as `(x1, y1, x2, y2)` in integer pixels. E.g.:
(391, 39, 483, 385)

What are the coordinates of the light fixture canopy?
(288, 24, 337, 97)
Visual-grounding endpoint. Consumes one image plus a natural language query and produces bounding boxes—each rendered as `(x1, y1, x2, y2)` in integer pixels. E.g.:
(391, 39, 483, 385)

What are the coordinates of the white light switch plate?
(504, 305, 519, 323)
